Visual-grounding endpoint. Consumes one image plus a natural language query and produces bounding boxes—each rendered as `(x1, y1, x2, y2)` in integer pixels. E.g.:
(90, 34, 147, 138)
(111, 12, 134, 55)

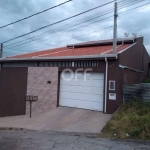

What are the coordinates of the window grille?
(109, 81, 115, 90)
(39, 61, 98, 67)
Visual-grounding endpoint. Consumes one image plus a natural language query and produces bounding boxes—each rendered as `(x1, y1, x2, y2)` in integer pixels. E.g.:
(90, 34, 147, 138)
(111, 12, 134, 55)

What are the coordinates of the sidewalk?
(0, 107, 112, 133)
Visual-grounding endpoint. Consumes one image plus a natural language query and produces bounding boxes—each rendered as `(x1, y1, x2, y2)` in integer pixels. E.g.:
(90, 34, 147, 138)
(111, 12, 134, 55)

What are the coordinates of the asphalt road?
(0, 130, 150, 150)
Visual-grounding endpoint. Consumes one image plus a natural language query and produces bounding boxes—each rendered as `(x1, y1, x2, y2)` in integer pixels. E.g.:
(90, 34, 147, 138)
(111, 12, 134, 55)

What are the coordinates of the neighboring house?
(0, 37, 149, 117)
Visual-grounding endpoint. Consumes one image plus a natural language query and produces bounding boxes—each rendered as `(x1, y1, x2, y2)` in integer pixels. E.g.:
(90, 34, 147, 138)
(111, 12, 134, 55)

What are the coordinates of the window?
(39, 61, 99, 67)
(74, 61, 98, 67)
(109, 81, 115, 90)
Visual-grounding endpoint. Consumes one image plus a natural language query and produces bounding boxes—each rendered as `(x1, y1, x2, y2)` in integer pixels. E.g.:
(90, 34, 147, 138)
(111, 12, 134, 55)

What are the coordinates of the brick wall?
(26, 67, 58, 114)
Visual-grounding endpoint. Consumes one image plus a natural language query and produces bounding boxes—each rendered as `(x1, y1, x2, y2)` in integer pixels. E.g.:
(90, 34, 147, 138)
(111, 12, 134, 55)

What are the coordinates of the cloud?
(117, 4, 150, 52)
(0, 0, 150, 57)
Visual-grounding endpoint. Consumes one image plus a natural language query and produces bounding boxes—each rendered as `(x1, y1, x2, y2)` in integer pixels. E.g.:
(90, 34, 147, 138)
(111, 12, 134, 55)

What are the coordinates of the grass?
(101, 100, 150, 140)
(143, 78, 150, 83)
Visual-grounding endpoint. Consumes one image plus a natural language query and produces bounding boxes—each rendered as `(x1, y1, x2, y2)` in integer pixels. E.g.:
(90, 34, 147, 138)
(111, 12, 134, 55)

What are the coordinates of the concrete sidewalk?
(0, 107, 112, 133)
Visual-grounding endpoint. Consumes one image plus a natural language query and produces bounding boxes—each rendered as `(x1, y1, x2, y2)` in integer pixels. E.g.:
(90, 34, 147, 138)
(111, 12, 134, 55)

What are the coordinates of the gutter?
(104, 55, 118, 113)
(119, 64, 143, 73)
(0, 54, 117, 62)
(67, 38, 135, 48)
(104, 57, 108, 113)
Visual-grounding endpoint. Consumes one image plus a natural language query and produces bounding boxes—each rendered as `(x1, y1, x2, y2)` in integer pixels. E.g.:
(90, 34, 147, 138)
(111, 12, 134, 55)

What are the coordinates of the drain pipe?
(105, 57, 108, 113)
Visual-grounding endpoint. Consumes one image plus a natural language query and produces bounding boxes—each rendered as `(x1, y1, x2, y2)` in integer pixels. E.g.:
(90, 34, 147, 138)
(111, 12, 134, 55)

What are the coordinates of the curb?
(0, 127, 36, 132)
(0, 127, 100, 137)
(42, 131, 100, 137)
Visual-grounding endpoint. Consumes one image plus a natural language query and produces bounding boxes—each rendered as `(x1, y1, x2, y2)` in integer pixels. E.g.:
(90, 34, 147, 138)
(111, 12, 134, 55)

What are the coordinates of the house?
(0, 36, 149, 117)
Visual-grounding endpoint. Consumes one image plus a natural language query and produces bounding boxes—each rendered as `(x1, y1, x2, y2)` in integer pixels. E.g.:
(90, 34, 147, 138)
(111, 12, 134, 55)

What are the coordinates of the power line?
(1, 0, 115, 44)
(5, 17, 113, 51)
(4, 0, 145, 54)
(3, 0, 149, 56)
(120, 0, 150, 15)
(3, 24, 113, 54)
(4, 12, 114, 50)
(3, 0, 145, 49)
(0, 0, 72, 29)
(3, 0, 148, 55)
(3, 0, 144, 49)
(3, 26, 113, 55)
(3, 8, 114, 48)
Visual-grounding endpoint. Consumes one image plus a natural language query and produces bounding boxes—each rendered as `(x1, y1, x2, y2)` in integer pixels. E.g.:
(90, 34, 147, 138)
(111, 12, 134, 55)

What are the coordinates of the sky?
(0, 0, 150, 57)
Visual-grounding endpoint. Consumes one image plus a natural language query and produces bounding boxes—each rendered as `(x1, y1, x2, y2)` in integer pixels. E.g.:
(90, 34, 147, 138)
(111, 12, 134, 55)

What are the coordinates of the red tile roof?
(9, 43, 132, 58)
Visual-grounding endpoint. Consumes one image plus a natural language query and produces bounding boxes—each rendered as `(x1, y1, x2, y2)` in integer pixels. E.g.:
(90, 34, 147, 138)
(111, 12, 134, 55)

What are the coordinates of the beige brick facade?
(26, 67, 58, 114)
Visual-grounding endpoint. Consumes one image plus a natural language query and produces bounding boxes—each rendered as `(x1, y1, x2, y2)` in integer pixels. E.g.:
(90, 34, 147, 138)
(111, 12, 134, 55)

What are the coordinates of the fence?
(123, 83, 150, 103)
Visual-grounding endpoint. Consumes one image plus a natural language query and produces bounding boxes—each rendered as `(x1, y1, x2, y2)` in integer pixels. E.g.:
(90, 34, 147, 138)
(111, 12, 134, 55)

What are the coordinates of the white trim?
(1, 54, 118, 62)
(67, 37, 137, 47)
(72, 62, 74, 67)
(101, 44, 124, 55)
(118, 42, 137, 54)
(101, 49, 113, 55)
(32, 49, 69, 58)
(104, 57, 108, 113)
(109, 93, 116, 100)
(119, 64, 143, 73)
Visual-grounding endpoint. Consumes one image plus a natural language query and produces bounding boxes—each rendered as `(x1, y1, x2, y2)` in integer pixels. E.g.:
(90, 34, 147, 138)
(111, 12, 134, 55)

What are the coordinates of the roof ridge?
(33, 49, 70, 58)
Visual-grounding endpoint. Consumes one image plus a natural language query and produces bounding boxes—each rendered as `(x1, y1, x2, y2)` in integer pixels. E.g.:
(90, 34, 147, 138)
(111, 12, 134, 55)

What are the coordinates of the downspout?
(105, 57, 108, 113)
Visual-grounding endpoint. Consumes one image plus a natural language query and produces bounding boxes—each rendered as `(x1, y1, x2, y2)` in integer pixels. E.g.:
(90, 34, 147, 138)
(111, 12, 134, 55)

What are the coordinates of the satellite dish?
(124, 33, 129, 38)
(132, 33, 137, 38)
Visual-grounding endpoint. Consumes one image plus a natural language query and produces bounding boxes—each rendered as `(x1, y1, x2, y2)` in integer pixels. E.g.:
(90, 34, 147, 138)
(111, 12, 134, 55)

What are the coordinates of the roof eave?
(0, 54, 117, 62)
(67, 38, 136, 48)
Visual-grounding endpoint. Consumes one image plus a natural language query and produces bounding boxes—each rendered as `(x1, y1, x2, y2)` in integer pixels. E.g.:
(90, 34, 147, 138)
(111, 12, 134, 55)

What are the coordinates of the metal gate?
(0, 67, 28, 117)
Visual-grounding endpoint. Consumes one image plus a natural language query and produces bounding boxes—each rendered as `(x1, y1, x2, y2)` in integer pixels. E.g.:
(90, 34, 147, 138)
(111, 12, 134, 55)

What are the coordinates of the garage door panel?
(60, 91, 91, 101)
(59, 72, 104, 112)
(60, 85, 91, 93)
(91, 95, 103, 102)
(91, 102, 103, 111)
(92, 80, 104, 87)
(59, 98, 78, 107)
(60, 98, 92, 110)
(75, 73, 91, 80)
(77, 101, 91, 110)
(92, 73, 104, 80)
(61, 72, 91, 80)
(60, 79, 91, 86)
(92, 87, 103, 95)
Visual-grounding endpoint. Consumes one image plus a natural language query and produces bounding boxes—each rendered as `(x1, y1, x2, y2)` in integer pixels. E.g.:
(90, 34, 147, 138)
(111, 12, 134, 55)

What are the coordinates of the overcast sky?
(0, 0, 150, 57)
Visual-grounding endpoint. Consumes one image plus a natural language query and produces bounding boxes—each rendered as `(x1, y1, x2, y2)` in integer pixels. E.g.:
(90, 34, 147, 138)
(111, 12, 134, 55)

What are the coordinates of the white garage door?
(59, 72, 104, 111)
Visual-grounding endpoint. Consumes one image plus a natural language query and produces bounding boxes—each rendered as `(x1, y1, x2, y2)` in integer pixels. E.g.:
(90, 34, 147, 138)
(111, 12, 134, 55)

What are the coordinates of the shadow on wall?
(123, 69, 143, 85)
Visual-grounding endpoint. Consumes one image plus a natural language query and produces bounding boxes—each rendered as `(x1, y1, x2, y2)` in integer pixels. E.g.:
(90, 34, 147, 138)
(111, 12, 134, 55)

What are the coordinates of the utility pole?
(113, 1, 118, 53)
(0, 43, 3, 58)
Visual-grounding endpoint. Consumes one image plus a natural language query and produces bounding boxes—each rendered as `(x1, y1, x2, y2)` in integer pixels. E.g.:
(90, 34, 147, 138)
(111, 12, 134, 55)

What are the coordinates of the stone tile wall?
(26, 67, 58, 114)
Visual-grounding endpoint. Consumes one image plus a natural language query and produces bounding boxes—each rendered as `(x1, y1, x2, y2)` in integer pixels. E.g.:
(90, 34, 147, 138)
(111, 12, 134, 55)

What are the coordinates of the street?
(0, 130, 150, 150)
